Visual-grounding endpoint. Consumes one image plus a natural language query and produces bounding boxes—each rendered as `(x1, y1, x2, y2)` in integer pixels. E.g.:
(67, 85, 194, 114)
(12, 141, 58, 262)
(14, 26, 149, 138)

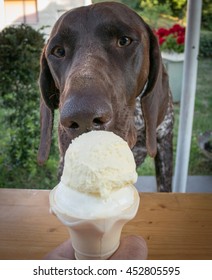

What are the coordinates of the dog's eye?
(117, 36, 132, 47)
(51, 46, 65, 58)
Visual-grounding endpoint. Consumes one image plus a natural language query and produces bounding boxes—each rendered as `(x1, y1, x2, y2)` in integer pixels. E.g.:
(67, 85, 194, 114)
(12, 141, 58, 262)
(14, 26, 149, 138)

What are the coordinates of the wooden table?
(0, 189, 212, 260)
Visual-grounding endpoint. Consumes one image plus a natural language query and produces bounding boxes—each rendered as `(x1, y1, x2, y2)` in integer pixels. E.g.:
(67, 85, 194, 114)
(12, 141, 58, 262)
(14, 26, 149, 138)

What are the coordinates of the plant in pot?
(155, 24, 186, 102)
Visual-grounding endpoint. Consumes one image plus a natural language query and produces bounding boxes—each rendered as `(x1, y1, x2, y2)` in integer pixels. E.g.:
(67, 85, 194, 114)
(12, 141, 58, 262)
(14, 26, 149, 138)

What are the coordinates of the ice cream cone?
(49, 131, 140, 259)
(50, 183, 140, 260)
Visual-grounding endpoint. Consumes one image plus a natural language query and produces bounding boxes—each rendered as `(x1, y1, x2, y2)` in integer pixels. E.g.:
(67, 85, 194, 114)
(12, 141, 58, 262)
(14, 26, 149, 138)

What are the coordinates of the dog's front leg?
(154, 130, 173, 192)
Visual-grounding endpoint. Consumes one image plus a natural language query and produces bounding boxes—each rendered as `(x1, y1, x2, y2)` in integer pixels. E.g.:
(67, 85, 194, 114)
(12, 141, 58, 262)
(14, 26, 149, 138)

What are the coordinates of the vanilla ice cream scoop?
(50, 131, 140, 259)
(61, 131, 138, 197)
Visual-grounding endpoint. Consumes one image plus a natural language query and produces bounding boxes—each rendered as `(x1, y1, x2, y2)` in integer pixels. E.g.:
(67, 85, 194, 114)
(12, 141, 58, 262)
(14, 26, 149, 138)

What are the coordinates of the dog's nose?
(60, 95, 113, 134)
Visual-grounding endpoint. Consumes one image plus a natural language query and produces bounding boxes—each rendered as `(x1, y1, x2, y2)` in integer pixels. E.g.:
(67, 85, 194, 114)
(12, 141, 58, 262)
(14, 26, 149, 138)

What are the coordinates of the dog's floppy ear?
(37, 47, 59, 165)
(37, 97, 54, 165)
(39, 46, 59, 110)
(140, 24, 169, 158)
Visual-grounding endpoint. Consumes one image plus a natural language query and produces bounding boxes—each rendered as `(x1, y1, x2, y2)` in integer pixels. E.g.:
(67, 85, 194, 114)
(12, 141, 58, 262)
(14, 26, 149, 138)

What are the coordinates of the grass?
(137, 57, 212, 176)
(0, 60, 211, 189)
(187, 56, 212, 174)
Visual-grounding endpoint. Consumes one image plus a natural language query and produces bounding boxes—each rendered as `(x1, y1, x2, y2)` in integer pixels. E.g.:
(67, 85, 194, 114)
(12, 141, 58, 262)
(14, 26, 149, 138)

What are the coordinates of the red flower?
(177, 35, 185, 45)
(171, 24, 182, 32)
(155, 24, 185, 53)
(159, 37, 165, 45)
(156, 28, 169, 37)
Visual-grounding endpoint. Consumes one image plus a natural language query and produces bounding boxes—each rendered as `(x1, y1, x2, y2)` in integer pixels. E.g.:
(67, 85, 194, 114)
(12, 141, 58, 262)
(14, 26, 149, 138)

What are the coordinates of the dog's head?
(38, 2, 169, 164)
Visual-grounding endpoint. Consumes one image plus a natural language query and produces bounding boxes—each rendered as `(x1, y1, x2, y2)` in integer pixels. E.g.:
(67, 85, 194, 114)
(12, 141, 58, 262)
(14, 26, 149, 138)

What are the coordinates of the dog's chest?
(132, 94, 173, 167)
(134, 94, 173, 137)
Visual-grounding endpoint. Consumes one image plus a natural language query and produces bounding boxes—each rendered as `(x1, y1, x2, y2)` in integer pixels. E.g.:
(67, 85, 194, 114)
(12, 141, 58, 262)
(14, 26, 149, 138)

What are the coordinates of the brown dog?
(37, 2, 174, 192)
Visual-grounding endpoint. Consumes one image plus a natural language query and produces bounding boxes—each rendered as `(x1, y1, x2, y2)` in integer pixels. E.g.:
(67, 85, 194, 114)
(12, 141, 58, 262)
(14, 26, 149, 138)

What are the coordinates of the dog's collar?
(140, 80, 148, 97)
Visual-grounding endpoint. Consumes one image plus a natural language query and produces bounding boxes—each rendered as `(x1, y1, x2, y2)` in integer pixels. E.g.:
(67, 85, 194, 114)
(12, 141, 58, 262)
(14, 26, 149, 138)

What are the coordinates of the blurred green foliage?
(0, 24, 58, 188)
(0, 24, 44, 169)
(199, 31, 212, 57)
